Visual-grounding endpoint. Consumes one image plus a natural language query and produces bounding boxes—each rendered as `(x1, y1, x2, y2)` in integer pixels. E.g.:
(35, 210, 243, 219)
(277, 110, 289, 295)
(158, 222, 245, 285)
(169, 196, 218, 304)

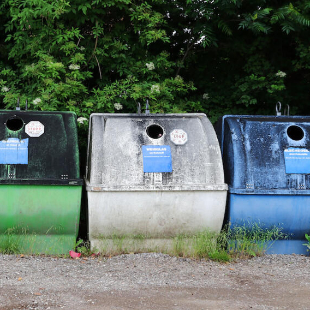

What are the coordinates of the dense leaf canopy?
(1, 0, 310, 124)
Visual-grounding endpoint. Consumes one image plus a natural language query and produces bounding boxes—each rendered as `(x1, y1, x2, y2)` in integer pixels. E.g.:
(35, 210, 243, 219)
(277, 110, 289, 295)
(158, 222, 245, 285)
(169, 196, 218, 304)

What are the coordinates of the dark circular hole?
(146, 124, 164, 139)
(287, 125, 304, 141)
(6, 117, 24, 131)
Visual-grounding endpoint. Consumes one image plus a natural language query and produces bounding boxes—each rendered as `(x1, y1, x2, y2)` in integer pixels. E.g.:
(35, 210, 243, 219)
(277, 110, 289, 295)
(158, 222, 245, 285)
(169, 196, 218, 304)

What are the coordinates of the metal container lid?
(0, 111, 82, 185)
(217, 115, 310, 194)
(86, 113, 227, 191)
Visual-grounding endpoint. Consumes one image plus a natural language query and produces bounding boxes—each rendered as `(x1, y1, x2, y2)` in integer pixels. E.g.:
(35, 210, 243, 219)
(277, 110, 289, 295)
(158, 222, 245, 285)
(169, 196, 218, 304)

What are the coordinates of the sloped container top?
(0, 110, 82, 185)
(217, 115, 310, 194)
(86, 113, 227, 191)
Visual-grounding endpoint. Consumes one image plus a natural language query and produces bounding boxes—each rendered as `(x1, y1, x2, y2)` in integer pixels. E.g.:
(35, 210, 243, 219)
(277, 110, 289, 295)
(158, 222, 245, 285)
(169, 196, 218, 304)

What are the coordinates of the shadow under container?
(216, 115, 310, 254)
(0, 111, 82, 254)
(86, 113, 227, 252)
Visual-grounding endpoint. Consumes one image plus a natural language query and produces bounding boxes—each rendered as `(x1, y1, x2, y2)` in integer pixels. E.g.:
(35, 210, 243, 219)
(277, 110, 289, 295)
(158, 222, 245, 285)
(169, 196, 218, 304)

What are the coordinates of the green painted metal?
(0, 185, 81, 254)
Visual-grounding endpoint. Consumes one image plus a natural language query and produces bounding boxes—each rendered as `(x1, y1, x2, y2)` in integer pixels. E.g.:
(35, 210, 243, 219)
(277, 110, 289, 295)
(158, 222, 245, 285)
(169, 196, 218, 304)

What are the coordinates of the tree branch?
(176, 41, 195, 76)
(94, 54, 102, 79)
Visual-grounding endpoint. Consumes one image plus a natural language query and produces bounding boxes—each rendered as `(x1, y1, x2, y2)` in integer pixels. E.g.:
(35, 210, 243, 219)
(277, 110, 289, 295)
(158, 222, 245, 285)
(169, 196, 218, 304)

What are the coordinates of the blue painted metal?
(229, 193, 310, 254)
(216, 115, 310, 254)
(0, 138, 28, 164)
(142, 145, 172, 173)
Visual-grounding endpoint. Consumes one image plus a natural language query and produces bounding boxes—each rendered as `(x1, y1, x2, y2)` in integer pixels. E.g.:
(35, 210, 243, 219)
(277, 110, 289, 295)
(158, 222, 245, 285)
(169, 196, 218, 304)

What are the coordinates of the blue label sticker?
(0, 138, 28, 164)
(284, 148, 310, 174)
(142, 145, 172, 173)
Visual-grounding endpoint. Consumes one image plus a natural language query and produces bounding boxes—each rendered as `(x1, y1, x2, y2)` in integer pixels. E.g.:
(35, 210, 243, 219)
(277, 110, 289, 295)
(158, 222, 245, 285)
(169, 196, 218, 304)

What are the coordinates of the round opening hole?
(6, 117, 24, 131)
(146, 124, 164, 139)
(287, 125, 304, 141)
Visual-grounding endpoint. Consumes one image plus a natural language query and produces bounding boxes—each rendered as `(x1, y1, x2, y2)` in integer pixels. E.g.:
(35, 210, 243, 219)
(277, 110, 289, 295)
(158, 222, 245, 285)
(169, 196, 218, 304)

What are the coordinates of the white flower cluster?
(275, 71, 286, 78)
(1, 86, 9, 92)
(80, 46, 85, 51)
(203, 93, 210, 100)
(151, 84, 160, 93)
(77, 117, 88, 124)
(69, 64, 80, 70)
(25, 63, 35, 71)
(33, 98, 42, 105)
(175, 75, 183, 82)
(47, 62, 63, 69)
(114, 103, 123, 110)
(146, 62, 155, 71)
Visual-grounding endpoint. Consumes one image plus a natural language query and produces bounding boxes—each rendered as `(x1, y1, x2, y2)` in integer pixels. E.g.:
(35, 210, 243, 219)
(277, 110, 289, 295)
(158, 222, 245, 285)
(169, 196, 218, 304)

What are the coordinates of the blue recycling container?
(216, 115, 310, 254)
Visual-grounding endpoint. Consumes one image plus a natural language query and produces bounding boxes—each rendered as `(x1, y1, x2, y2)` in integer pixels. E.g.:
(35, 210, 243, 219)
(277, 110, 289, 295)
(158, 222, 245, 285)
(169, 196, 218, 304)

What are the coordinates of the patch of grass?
(132, 234, 146, 241)
(91, 223, 287, 262)
(171, 230, 231, 262)
(0, 226, 77, 255)
(93, 233, 156, 257)
(92, 230, 231, 261)
(170, 223, 287, 261)
(0, 227, 22, 254)
(0, 223, 287, 261)
(111, 234, 126, 252)
(227, 222, 288, 258)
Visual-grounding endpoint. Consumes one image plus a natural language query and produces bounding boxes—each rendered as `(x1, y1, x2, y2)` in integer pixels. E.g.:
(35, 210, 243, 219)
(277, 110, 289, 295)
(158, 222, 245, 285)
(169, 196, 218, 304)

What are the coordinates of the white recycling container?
(85, 113, 227, 251)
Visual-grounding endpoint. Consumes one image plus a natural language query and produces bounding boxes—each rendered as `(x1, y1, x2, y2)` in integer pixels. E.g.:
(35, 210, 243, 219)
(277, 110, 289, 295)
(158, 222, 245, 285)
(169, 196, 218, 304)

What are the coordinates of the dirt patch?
(0, 253, 309, 309)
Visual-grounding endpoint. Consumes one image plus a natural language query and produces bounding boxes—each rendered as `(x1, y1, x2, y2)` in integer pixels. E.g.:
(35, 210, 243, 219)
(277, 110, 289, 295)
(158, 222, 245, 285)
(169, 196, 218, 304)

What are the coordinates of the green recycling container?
(0, 111, 82, 254)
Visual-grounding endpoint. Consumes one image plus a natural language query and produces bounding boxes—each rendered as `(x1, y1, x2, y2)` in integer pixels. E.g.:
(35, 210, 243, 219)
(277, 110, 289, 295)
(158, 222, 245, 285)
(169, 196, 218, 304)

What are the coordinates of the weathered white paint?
(86, 113, 228, 250)
(88, 190, 227, 240)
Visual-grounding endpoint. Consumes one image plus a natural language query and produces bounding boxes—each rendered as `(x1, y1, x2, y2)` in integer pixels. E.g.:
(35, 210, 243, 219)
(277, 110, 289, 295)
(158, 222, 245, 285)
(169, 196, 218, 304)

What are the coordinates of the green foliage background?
(1, 0, 310, 126)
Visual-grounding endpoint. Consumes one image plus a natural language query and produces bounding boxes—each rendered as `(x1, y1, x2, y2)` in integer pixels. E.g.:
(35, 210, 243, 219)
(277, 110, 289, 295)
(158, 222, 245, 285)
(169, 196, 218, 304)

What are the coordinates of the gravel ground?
(0, 253, 309, 310)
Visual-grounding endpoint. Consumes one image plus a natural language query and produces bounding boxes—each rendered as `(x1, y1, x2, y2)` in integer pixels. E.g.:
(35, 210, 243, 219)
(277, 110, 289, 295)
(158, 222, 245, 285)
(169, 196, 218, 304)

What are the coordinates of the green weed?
(0, 227, 22, 254)
(74, 239, 93, 256)
(171, 230, 230, 261)
(91, 223, 287, 262)
(227, 222, 288, 258)
(93, 233, 154, 257)
(303, 234, 310, 252)
(0, 223, 287, 261)
(0, 226, 76, 255)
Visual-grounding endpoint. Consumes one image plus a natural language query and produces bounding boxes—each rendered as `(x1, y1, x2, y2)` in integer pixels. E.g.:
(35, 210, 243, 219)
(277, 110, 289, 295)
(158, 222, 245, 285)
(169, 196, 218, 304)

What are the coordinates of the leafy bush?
(1, 0, 310, 123)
